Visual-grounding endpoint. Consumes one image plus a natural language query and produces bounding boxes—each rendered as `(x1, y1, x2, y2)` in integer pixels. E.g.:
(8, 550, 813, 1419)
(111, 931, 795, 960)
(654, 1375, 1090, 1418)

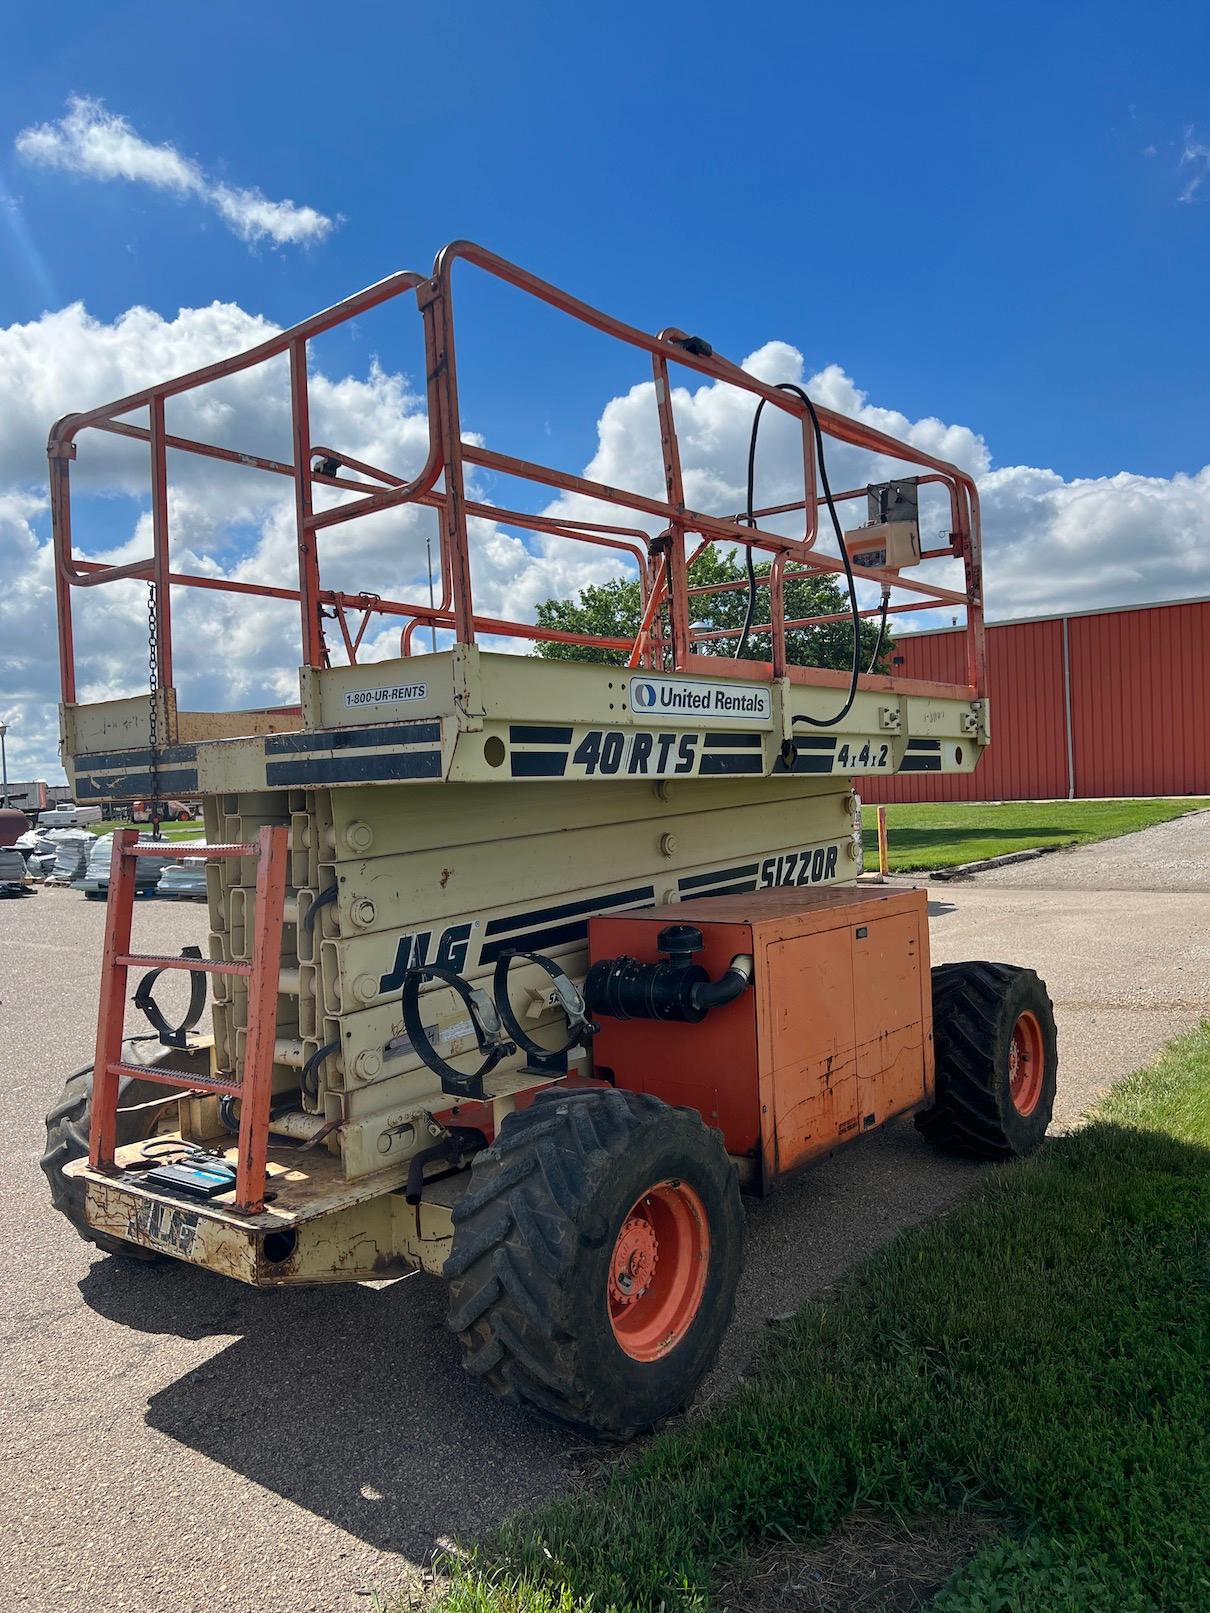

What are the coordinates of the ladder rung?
(115, 953, 252, 977)
(124, 841, 255, 859)
(108, 1060, 243, 1096)
(93, 822, 288, 1214)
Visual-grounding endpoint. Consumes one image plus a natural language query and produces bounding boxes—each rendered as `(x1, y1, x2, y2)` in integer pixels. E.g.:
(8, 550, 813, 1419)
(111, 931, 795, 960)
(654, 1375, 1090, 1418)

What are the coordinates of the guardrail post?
(290, 338, 325, 669)
(88, 828, 139, 1172)
(235, 825, 288, 1213)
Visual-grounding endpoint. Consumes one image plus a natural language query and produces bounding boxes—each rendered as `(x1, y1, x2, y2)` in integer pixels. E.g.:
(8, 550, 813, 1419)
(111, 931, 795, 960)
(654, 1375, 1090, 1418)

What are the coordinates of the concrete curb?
(929, 846, 1058, 881)
(861, 806, 1210, 886)
(859, 845, 1058, 885)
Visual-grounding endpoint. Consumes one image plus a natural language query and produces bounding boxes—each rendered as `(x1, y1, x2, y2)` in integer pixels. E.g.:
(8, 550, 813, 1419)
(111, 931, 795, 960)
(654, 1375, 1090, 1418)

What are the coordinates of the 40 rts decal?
(508, 724, 764, 779)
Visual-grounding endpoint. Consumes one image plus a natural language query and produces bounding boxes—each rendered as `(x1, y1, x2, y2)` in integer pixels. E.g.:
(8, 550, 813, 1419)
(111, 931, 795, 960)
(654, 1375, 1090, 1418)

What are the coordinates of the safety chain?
(146, 581, 162, 840)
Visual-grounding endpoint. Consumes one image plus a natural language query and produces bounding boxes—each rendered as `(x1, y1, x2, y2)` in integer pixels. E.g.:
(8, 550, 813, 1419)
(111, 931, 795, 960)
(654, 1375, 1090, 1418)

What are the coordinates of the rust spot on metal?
(439, 866, 453, 888)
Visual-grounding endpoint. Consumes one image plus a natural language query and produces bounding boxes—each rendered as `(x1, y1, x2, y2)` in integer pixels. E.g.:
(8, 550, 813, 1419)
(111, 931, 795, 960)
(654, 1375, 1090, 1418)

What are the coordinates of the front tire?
(917, 962, 1058, 1158)
(445, 1086, 743, 1440)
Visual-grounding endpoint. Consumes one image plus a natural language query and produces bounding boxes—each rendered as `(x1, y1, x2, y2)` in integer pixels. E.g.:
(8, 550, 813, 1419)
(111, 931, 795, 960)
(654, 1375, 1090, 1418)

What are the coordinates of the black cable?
(735, 389, 768, 659)
(867, 590, 890, 674)
(304, 883, 338, 934)
(735, 474, 760, 660)
(301, 1039, 340, 1099)
(740, 382, 863, 726)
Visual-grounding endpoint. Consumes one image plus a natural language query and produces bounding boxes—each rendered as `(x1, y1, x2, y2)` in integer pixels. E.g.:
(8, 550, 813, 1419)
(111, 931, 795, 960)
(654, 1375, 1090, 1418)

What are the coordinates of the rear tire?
(41, 1039, 206, 1259)
(917, 962, 1057, 1159)
(445, 1086, 743, 1440)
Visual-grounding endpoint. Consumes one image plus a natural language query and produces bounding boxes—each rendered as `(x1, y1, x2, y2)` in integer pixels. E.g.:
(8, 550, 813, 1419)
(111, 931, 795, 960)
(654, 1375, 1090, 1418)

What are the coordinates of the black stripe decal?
(74, 743, 198, 770)
(74, 768, 199, 799)
(905, 738, 942, 753)
(265, 723, 440, 755)
(483, 884, 655, 938)
(509, 724, 573, 745)
(699, 754, 764, 775)
(702, 732, 763, 750)
(265, 751, 442, 786)
(510, 752, 568, 778)
(898, 756, 942, 773)
(789, 728, 838, 747)
(481, 919, 589, 963)
(783, 755, 834, 774)
(688, 879, 759, 898)
(481, 903, 657, 965)
(679, 862, 759, 891)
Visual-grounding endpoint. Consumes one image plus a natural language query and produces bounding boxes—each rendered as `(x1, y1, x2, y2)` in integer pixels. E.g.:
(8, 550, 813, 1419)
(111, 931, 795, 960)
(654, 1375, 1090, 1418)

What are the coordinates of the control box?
(589, 885, 933, 1192)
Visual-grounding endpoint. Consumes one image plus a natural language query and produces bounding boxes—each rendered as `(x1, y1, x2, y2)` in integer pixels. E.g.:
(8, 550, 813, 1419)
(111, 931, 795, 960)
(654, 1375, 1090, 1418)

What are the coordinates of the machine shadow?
(77, 1122, 987, 1560)
(79, 1260, 576, 1558)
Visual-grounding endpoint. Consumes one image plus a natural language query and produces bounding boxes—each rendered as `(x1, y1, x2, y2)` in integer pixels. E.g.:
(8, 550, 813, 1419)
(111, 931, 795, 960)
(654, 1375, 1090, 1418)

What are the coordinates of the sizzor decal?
(759, 844, 840, 887)
(629, 675, 771, 722)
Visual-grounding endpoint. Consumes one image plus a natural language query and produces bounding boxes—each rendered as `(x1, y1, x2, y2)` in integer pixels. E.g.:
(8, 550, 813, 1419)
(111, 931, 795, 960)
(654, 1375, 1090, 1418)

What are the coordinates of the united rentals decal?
(628, 675, 771, 723)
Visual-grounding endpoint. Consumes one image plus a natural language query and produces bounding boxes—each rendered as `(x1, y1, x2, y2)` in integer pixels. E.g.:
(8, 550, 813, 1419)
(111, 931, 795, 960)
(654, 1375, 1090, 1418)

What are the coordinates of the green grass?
(86, 818, 203, 840)
(432, 1026, 1210, 1613)
(862, 797, 1208, 872)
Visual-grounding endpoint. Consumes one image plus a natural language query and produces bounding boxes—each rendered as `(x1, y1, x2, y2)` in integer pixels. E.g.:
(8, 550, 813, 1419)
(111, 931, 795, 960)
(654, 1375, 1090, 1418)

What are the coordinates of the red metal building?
(877, 596, 1210, 802)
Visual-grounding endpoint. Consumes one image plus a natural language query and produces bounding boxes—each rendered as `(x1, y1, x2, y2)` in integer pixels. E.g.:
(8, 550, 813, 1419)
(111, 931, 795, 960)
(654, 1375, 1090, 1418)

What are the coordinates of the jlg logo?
(378, 922, 475, 993)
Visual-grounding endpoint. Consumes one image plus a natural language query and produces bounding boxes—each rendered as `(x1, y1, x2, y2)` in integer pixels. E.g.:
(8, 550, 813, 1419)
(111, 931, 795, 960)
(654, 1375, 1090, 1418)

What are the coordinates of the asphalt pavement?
(2, 811, 1207, 1612)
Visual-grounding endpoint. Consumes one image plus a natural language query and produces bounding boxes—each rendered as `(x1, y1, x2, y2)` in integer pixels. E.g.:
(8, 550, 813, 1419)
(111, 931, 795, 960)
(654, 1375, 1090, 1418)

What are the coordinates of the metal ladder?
(89, 826, 289, 1214)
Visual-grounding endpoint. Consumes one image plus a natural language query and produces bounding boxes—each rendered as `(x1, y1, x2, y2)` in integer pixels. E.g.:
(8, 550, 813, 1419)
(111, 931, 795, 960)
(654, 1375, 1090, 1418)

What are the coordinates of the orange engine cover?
(588, 885, 934, 1192)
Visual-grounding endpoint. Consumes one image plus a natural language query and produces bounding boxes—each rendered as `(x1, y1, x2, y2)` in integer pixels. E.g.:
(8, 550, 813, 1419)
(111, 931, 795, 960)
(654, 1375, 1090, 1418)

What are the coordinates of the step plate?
(63, 1139, 453, 1285)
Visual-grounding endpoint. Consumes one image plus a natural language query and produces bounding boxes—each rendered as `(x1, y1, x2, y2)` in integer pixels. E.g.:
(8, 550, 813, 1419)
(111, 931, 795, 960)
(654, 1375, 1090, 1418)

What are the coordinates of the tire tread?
(445, 1086, 737, 1439)
(917, 960, 1057, 1159)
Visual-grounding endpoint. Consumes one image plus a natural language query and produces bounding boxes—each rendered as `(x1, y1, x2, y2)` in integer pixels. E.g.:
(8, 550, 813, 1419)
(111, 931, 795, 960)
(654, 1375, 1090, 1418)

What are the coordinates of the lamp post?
(0, 722, 8, 807)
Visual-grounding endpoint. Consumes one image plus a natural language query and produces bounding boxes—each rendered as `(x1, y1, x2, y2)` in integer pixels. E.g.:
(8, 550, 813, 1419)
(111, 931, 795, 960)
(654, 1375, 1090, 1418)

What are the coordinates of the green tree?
(535, 545, 890, 671)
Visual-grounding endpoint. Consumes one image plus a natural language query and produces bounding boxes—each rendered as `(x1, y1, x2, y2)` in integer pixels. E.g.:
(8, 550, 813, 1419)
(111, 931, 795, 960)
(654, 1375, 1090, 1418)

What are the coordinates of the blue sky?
(4, 0, 1208, 477)
(1, 0, 1208, 777)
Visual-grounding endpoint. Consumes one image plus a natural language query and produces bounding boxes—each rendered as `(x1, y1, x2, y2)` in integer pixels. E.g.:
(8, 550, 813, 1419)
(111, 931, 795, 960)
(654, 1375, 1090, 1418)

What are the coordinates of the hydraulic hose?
(689, 954, 754, 1013)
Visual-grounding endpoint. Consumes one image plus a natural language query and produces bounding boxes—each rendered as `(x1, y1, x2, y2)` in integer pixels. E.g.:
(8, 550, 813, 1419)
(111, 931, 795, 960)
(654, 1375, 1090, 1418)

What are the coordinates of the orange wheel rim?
(1009, 1010, 1045, 1116)
(607, 1179, 710, 1362)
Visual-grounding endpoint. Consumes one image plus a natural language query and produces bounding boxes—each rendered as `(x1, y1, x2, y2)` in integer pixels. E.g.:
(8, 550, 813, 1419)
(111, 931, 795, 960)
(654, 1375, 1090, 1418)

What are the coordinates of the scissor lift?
(42, 244, 1055, 1437)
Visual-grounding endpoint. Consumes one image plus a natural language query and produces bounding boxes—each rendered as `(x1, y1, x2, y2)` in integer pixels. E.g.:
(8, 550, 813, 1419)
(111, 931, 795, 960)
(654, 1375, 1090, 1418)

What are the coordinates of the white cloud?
(15, 96, 333, 247)
(1179, 126, 1210, 203)
(0, 294, 1207, 781)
